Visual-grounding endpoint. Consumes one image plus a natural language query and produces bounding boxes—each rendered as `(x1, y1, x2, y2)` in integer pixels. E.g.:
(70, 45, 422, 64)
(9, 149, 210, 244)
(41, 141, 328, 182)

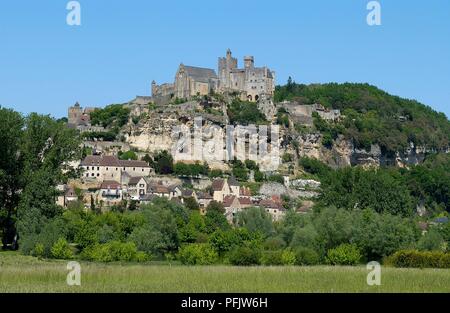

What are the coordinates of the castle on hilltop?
(151, 49, 276, 104)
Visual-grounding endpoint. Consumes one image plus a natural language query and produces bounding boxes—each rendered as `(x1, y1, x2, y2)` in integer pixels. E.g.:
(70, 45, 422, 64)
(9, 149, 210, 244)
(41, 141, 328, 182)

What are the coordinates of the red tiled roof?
(211, 179, 225, 191)
(238, 197, 252, 206)
(100, 180, 121, 189)
(223, 195, 237, 207)
(81, 155, 120, 167)
(259, 199, 284, 210)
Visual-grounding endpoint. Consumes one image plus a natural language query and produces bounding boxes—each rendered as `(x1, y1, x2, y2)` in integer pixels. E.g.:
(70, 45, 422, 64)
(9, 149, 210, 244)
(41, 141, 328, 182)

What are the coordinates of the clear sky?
(0, 0, 449, 118)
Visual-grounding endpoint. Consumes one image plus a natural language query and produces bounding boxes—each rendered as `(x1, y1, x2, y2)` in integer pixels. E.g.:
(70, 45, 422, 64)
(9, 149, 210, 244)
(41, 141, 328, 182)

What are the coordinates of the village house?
(126, 176, 151, 200)
(211, 177, 240, 202)
(56, 185, 79, 207)
(258, 196, 286, 221)
(223, 195, 253, 224)
(197, 192, 213, 214)
(80, 155, 152, 182)
(99, 180, 123, 207)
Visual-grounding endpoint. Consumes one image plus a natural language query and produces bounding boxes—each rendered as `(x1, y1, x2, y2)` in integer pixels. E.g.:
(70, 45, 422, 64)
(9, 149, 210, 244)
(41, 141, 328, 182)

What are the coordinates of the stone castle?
(151, 49, 275, 104)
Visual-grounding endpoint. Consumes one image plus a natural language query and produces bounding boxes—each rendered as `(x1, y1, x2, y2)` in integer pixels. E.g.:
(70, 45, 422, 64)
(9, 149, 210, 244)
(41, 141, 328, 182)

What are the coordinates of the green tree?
(118, 150, 138, 160)
(0, 107, 24, 249)
(153, 150, 173, 175)
(236, 207, 274, 238)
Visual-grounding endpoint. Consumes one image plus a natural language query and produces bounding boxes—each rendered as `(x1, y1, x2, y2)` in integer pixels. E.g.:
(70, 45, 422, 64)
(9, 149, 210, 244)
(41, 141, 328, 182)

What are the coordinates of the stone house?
(197, 192, 213, 214)
(147, 183, 171, 198)
(258, 197, 286, 221)
(211, 177, 240, 202)
(56, 185, 79, 207)
(80, 155, 152, 182)
(99, 180, 123, 207)
(223, 195, 253, 224)
(126, 176, 151, 200)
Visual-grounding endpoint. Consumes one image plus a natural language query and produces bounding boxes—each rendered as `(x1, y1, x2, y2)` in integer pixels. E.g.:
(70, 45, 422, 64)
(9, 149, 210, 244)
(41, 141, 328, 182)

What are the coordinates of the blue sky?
(0, 0, 449, 118)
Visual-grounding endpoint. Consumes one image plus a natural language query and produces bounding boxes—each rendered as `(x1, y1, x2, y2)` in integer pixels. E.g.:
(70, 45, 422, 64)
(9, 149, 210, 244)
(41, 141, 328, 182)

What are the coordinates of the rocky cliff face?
(122, 100, 441, 171)
(294, 132, 436, 169)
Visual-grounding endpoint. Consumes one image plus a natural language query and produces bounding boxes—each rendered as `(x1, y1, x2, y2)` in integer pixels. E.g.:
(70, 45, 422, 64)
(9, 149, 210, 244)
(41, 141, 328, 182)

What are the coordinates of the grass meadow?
(0, 251, 449, 293)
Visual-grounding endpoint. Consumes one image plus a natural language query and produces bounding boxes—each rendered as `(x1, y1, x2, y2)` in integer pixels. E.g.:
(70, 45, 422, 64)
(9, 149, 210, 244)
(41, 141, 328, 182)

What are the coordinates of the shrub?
(209, 169, 223, 178)
(33, 243, 45, 258)
(267, 174, 284, 184)
(51, 238, 74, 259)
(177, 243, 218, 265)
(418, 228, 446, 252)
(228, 246, 261, 266)
(294, 247, 320, 265)
(81, 241, 148, 262)
(281, 249, 297, 265)
(119, 150, 138, 160)
(387, 250, 450, 268)
(326, 243, 361, 265)
(21, 218, 67, 258)
(260, 250, 284, 265)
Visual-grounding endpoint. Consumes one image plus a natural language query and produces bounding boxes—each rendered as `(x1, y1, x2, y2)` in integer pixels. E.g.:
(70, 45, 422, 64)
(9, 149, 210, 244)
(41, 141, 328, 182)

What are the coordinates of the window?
(91, 173, 95, 177)
(116, 168, 118, 171)
(106, 167, 109, 171)
(97, 167, 99, 170)
(133, 168, 136, 171)
(86, 174, 89, 177)
(123, 167, 126, 170)
(142, 169, 144, 172)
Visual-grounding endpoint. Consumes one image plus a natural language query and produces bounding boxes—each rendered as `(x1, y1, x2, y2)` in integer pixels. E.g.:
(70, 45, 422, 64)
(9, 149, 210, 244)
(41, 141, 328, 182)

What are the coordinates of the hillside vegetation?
(275, 81, 450, 153)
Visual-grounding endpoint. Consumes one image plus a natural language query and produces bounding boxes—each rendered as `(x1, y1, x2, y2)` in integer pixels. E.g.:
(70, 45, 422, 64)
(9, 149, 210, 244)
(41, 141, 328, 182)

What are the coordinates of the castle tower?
(244, 56, 254, 69)
(68, 102, 82, 126)
(218, 49, 238, 91)
(151, 80, 156, 96)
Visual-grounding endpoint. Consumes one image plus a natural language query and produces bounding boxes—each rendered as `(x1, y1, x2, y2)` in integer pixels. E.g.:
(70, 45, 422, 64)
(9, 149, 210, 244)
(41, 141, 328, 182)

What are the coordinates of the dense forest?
(274, 81, 450, 153)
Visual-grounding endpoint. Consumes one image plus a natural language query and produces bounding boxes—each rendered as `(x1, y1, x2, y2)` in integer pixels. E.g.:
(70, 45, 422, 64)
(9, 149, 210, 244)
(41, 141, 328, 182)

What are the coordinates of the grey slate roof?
(183, 65, 217, 83)
(228, 176, 240, 187)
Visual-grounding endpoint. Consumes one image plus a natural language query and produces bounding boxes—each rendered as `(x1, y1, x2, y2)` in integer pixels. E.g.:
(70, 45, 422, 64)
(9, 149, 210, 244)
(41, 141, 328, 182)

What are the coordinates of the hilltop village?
(61, 49, 345, 221)
(61, 49, 436, 222)
(2, 49, 449, 271)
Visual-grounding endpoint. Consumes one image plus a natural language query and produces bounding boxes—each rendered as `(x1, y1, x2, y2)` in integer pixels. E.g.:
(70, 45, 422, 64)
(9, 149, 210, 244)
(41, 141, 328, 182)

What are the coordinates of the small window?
(91, 173, 95, 177)
(106, 167, 109, 171)
(116, 168, 118, 171)
(142, 169, 144, 172)
(97, 167, 100, 170)
(86, 174, 89, 177)
(97, 173, 100, 177)
(133, 168, 136, 171)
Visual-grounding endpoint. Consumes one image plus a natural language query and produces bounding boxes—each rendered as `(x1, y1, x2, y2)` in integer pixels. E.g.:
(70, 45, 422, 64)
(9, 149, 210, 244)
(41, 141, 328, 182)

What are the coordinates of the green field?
(0, 252, 449, 293)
